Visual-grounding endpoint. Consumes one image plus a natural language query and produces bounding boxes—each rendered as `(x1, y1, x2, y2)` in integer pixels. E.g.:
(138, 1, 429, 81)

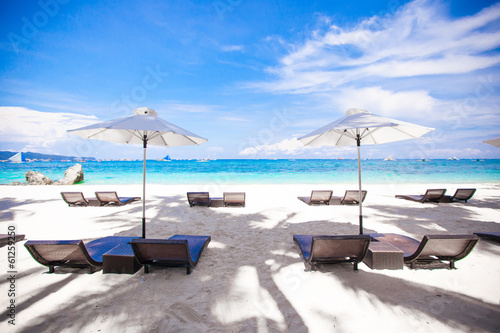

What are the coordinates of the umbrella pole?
(356, 134, 363, 235)
(142, 135, 147, 238)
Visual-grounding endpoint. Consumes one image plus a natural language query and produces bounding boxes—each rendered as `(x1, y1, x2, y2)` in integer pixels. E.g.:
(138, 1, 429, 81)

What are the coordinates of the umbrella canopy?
(299, 108, 434, 234)
(68, 107, 207, 238)
(483, 137, 500, 147)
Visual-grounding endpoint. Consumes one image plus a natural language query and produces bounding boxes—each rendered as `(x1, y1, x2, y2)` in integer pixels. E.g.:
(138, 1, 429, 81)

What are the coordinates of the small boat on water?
(448, 156, 459, 160)
(8, 152, 27, 163)
(158, 155, 172, 161)
(383, 156, 396, 161)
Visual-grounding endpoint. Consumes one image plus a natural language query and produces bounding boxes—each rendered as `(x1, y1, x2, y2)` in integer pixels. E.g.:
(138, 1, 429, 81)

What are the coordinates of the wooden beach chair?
(95, 191, 140, 206)
(0, 234, 25, 247)
(187, 192, 211, 207)
(371, 233, 479, 269)
(298, 190, 333, 205)
(130, 235, 211, 274)
(440, 188, 476, 203)
(61, 192, 95, 207)
(293, 235, 371, 271)
(24, 236, 138, 273)
(395, 189, 446, 203)
(223, 192, 246, 207)
(330, 190, 367, 205)
(473, 232, 500, 242)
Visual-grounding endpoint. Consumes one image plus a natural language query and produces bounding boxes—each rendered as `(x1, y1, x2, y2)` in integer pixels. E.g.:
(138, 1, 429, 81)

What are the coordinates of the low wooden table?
(103, 243, 142, 274)
(210, 198, 224, 207)
(363, 242, 404, 270)
(88, 198, 100, 206)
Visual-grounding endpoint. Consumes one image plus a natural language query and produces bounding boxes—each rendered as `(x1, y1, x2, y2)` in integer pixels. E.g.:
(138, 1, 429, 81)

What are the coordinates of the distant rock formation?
(56, 164, 84, 185)
(25, 171, 54, 185)
(23, 164, 84, 185)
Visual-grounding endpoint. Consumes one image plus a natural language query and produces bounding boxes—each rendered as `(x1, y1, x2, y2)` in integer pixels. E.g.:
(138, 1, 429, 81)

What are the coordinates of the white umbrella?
(483, 137, 500, 147)
(68, 107, 207, 238)
(299, 108, 434, 234)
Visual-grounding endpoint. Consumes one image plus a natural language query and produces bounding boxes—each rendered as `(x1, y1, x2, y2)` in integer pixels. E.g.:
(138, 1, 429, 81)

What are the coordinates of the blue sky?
(1, 0, 499, 160)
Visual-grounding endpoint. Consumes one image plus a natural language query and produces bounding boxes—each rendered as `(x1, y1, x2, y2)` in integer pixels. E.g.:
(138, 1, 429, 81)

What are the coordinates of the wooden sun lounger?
(61, 192, 97, 207)
(130, 235, 211, 274)
(440, 188, 477, 203)
(293, 235, 371, 271)
(474, 232, 500, 242)
(298, 190, 333, 205)
(25, 236, 138, 273)
(371, 233, 479, 269)
(395, 189, 446, 203)
(223, 192, 246, 207)
(330, 190, 367, 205)
(95, 192, 140, 206)
(0, 234, 25, 247)
(187, 192, 211, 207)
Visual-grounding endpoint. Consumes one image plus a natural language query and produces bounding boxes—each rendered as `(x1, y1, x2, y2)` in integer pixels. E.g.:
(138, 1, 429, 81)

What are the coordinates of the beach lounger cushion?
(95, 191, 140, 206)
(24, 236, 138, 273)
(395, 189, 446, 203)
(187, 192, 211, 207)
(298, 190, 333, 205)
(223, 192, 246, 207)
(441, 188, 476, 203)
(131, 235, 211, 274)
(371, 233, 479, 269)
(293, 234, 371, 270)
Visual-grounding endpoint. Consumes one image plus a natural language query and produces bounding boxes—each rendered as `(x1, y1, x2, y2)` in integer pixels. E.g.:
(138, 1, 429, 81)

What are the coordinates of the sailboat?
(8, 152, 27, 163)
(157, 155, 172, 161)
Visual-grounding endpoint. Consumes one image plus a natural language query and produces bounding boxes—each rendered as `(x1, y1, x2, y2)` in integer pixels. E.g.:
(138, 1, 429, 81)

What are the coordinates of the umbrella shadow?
(17, 195, 311, 332)
(16, 193, 500, 332)
(0, 197, 52, 221)
(284, 219, 500, 331)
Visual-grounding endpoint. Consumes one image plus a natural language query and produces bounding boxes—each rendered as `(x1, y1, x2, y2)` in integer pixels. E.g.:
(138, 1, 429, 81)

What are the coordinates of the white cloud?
(221, 45, 244, 52)
(239, 138, 307, 156)
(334, 87, 439, 119)
(239, 137, 356, 157)
(0, 106, 98, 154)
(239, 137, 361, 158)
(253, 0, 500, 93)
(221, 116, 248, 122)
(158, 102, 220, 113)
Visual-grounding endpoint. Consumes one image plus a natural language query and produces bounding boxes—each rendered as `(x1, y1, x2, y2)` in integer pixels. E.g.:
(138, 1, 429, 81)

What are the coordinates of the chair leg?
(186, 266, 191, 275)
(353, 262, 358, 271)
(144, 265, 150, 274)
(450, 261, 456, 269)
(49, 266, 55, 273)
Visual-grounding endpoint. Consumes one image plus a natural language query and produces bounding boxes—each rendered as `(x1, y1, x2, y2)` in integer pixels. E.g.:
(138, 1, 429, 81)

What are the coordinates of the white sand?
(1, 182, 500, 332)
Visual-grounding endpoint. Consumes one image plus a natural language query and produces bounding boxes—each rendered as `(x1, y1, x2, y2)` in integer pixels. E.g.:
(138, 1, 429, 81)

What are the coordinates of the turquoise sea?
(0, 159, 499, 185)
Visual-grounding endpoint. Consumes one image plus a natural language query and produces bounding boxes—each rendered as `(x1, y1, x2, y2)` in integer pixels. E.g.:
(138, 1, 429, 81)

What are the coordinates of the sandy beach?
(1, 182, 500, 332)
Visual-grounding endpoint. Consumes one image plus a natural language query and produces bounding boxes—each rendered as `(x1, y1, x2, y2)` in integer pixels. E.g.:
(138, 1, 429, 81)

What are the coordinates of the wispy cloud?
(0, 107, 98, 154)
(221, 116, 248, 122)
(157, 101, 220, 113)
(221, 45, 244, 52)
(239, 137, 356, 157)
(251, 0, 500, 94)
(239, 138, 307, 156)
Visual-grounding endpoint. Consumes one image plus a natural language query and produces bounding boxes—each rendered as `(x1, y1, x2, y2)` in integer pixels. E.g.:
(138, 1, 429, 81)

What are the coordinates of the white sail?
(8, 152, 26, 163)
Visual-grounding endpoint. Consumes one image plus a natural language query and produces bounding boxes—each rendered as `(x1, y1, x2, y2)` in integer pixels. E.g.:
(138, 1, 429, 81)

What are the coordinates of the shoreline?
(1, 183, 499, 331)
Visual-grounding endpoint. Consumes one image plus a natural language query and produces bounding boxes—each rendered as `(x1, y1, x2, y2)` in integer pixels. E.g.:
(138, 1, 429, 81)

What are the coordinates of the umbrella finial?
(134, 107, 158, 116)
(346, 108, 369, 116)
